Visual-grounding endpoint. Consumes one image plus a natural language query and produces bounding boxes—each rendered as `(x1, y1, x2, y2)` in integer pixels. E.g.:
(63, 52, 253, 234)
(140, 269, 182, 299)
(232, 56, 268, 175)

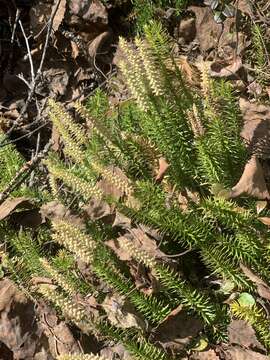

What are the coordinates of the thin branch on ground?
(19, 20, 35, 83)
(0, 0, 62, 147)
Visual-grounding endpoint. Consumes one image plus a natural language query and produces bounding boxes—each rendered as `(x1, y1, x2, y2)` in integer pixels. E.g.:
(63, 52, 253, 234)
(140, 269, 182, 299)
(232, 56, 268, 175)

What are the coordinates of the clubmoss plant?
(2, 21, 270, 358)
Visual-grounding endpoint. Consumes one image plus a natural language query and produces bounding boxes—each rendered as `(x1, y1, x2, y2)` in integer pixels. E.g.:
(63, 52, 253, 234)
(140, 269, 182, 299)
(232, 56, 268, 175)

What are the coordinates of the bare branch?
(19, 20, 35, 83)
(0, 0, 62, 147)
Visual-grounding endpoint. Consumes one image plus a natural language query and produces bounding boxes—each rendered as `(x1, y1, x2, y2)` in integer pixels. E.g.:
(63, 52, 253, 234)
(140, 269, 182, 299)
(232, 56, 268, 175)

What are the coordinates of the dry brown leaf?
(258, 217, 270, 226)
(83, 198, 112, 221)
(247, 81, 263, 97)
(240, 264, 270, 301)
(0, 280, 73, 359)
(97, 166, 131, 200)
(228, 319, 264, 350)
(37, 301, 80, 357)
(238, 0, 254, 16)
(188, 6, 222, 53)
(240, 98, 270, 156)
(190, 349, 219, 360)
(112, 211, 131, 229)
(256, 201, 267, 214)
(51, 124, 60, 151)
(0, 279, 17, 312)
(0, 197, 33, 221)
(189, 6, 246, 60)
(155, 157, 170, 182)
(88, 31, 111, 58)
(68, 0, 108, 23)
(178, 18, 196, 44)
(40, 201, 84, 227)
(210, 57, 242, 78)
(100, 344, 132, 360)
(52, 0, 67, 32)
(152, 307, 203, 352)
(70, 40, 80, 59)
(230, 156, 270, 199)
(30, 0, 66, 36)
(102, 294, 146, 330)
(225, 346, 269, 360)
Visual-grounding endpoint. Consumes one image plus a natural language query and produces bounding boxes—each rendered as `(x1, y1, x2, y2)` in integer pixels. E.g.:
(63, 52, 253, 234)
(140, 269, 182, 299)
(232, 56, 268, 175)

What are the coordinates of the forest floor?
(0, 0, 270, 359)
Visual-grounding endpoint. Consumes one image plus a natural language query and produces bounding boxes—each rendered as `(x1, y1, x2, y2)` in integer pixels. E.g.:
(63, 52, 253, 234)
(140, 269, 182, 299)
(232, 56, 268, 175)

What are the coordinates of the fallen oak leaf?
(0, 197, 33, 221)
(210, 57, 242, 78)
(240, 264, 270, 301)
(230, 156, 270, 199)
(228, 319, 265, 350)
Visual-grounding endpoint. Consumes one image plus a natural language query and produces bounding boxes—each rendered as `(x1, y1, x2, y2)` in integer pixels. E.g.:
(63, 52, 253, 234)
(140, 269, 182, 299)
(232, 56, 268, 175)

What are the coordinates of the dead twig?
(0, 0, 62, 146)
(0, 140, 52, 204)
(19, 20, 35, 84)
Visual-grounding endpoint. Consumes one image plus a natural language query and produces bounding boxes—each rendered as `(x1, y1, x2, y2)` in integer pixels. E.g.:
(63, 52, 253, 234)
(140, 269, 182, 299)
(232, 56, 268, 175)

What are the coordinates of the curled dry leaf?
(258, 217, 270, 226)
(240, 263, 270, 301)
(88, 31, 111, 58)
(210, 57, 242, 78)
(0, 197, 33, 221)
(155, 157, 169, 182)
(230, 156, 270, 199)
(256, 201, 267, 214)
